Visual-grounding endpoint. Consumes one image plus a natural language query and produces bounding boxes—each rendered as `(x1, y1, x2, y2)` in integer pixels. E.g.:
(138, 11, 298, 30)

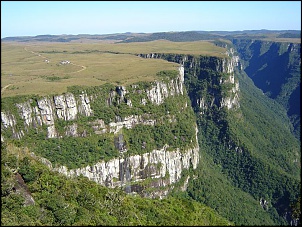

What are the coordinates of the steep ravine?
(231, 39, 301, 140)
(139, 50, 300, 225)
(2, 48, 299, 225)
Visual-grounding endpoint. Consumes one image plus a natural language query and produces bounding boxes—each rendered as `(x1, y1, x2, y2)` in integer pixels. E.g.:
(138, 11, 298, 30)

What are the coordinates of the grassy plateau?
(1, 40, 226, 97)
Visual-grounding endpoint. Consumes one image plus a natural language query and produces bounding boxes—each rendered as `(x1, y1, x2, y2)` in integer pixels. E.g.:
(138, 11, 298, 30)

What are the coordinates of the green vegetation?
(186, 151, 278, 225)
(25, 135, 119, 169)
(45, 75, 70, 81)
(124, 103, 196, 156)
(184, 66, 300, 225)
(1, 40, 225, 97)
(1, 32, 300, 226)
(232, 39, 301, 140)
(1, 142, 233, 226)
(2, 73, 197, 169)
(156, 69, 179, 81)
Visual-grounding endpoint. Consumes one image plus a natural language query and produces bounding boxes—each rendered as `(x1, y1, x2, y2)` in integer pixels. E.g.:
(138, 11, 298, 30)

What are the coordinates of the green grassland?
(1, 40, 226, 97)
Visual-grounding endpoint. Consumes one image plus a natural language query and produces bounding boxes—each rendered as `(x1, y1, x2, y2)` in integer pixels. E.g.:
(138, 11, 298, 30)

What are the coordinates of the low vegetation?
(1, 40, 226, 97)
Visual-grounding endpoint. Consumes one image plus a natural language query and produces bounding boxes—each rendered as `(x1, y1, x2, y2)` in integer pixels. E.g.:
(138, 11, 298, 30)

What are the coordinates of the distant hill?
(2, 30, 300, 43)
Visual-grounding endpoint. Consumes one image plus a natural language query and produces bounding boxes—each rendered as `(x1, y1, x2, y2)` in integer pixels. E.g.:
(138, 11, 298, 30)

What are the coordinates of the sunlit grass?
(1, 40, 227, 97)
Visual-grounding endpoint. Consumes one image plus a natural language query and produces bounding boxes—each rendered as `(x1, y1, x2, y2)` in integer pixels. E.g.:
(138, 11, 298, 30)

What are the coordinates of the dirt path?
(24, 46, 48, 59)
(1, 84, 12, 93)
(69, 63, 87, 74)
(24, 46, 87, 74)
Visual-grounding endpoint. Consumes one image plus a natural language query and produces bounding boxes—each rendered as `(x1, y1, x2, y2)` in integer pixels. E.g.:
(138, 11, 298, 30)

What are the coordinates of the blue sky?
(1, 1, 301, 38)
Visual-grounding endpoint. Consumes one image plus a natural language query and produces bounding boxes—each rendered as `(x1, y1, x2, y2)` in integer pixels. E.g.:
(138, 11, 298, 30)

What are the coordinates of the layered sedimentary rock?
(1, 66, 185, 140)
(138, 52, 240, 111)
(1, 54, 241, 198)
(53, 137, 199, 198)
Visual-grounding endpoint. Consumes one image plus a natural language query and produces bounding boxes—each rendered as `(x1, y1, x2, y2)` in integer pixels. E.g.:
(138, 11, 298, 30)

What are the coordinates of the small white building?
(60, 60, 70, 65)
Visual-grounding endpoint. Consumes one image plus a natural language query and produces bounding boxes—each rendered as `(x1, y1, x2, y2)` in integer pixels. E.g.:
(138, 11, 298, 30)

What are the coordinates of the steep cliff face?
(1, 92, 93, 139)
(138, 52, 241, 112)
(1, 65, 200, 197)
(180, 42, 300, 226)
(1, 111, 24, 140)
(232, 39, 301, 139)
(53, 138, 199, 198)
(1, 51, 241, 198)
(1, 67, 184, 140)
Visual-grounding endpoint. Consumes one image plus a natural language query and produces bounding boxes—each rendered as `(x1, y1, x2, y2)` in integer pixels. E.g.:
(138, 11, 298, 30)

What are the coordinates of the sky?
(1, 1, 301, 38)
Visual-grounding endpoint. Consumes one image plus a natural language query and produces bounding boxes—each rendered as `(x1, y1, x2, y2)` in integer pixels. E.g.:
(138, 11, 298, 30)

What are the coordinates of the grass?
(262, 37, 301, 43)
(1, 40, 227, 97)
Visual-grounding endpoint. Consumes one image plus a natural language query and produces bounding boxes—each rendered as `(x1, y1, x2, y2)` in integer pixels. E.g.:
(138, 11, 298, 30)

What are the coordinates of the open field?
(261, 38, 301, 43)
(1, 40, 226, 97)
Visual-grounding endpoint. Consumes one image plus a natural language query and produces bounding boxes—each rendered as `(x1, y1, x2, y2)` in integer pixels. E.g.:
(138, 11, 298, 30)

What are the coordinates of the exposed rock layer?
(1, 54, 241, 198)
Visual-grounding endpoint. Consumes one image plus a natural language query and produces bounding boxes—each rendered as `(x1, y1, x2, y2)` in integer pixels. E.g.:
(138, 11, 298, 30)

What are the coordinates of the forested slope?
(1, 142, 233, 226)
(183, 67, 300, 225)
(232, 39, 301, 140)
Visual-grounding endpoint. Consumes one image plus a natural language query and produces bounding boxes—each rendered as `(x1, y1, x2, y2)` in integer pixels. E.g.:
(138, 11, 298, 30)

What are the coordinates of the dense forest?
(1, 142, 232, 226)
(231, 39, 301, 140)
(184, 67, 300, 225)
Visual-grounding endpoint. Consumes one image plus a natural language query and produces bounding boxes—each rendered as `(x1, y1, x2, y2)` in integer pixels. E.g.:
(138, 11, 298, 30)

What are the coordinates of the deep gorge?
(1, 43, 300, 225)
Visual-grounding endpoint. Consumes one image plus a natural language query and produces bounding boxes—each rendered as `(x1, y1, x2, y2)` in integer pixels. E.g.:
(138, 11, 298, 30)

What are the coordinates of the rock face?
(138, 52, 241, 112)
(220, 77, 240, 110)
(53, 141, 199, 198)
(108, 115, 156, 134)
(1, 65, 199, 198)
(1, 55, 239, 198)
(1, 92, 93, 139)
(1, 66, 185, 140)
(1, 111, 24, 139)
(13, 173, 35, 206)
(146, 66, 184, 105)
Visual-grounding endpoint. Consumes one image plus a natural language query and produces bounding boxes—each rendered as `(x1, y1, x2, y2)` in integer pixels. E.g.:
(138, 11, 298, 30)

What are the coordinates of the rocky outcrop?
(65, 123, 78, 137)
(108, 115, 156, 134)
(89, 114, 178, 136)
(47, 123, 200, 198)
(1, 92, 93, 139)
(16, 101, 33, 127)
(1, 111, 24, 139)
(2, 64, 186, 141)
(146, 79, 182, 105)
(223, 47, 242, 71)
(78, 92, 93, 117)
(112, 66, 184, 106)
(13, 173, 35, 206)
(1, 111, 17, 129)
(53, 142, 199, 198)
(138, 53, 240, 111)
(220, 76, 240, 110)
